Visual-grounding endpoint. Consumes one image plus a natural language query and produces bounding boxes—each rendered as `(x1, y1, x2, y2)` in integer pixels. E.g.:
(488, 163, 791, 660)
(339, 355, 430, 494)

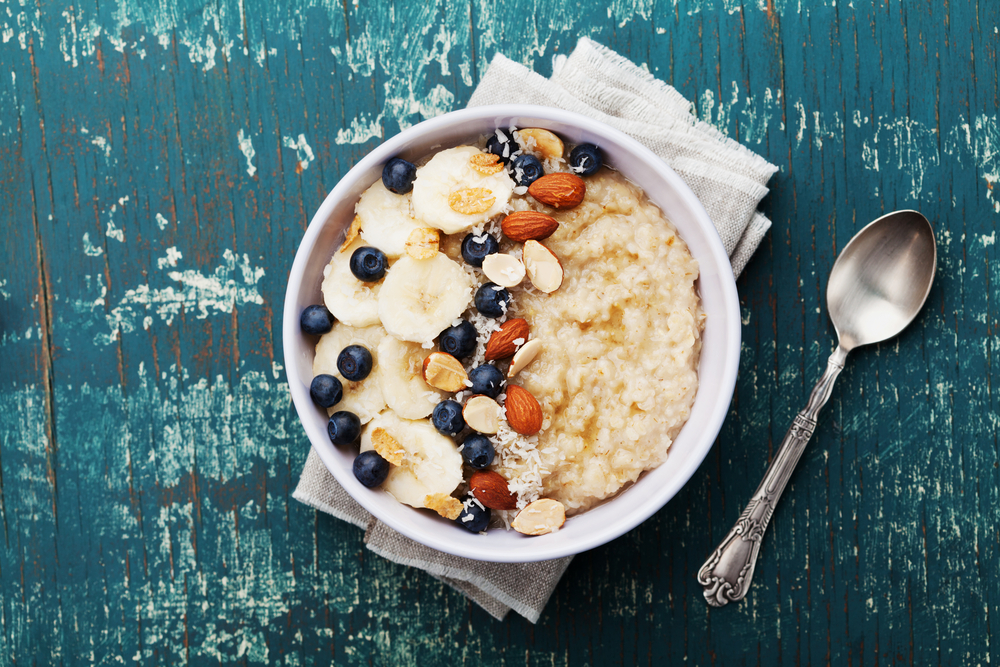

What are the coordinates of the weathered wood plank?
(0, 0, 998, 664)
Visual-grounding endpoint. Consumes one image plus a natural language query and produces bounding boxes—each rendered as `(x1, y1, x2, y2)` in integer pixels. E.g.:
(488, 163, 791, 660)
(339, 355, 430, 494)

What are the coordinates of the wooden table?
(2, 1, 996, 664)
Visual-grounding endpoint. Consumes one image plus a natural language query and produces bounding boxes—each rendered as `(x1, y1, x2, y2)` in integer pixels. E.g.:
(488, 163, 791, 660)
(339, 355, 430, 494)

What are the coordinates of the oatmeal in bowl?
(284, 106, 740, 562)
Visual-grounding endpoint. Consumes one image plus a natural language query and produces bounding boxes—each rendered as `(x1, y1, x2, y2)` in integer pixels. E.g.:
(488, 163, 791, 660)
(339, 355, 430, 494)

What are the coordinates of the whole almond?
(512, 498, 566, 535)
(527, 173, 585, 209)
(504, 385, 543, 436)
(422, 351, 469, 392)
(469, 470, 517, 510)
(463, 395, 501, 434)
(522, 240, 564, 293)
(518, 128, 564, 160)
(484, 318, 529, 361)
(501, 211, 559, 242)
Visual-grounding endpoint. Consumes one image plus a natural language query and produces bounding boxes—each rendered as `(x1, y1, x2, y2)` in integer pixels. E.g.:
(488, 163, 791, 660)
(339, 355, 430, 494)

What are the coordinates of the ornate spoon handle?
(697, 346, 849, 607)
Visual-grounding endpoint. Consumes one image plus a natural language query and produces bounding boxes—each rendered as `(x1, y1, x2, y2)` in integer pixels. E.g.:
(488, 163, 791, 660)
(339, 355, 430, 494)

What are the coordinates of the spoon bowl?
(698, 209, 937, 607)
(828, 210, 937, 351)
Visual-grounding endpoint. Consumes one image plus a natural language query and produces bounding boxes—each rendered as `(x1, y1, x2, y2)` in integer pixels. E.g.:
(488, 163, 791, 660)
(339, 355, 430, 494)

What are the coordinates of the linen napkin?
(293, 37, 779, 623)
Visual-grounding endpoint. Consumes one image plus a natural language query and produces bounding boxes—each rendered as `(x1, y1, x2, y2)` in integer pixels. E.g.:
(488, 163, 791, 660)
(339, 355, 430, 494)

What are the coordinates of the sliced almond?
(507, 338, 543, 378)
(448, 187, 496, 215)
(518, 128, 564, 160)
(469, 152, 505, 175)
(463, 395, 500, 434)
(339, 215, 364, 252)
(424, 493, 463, 520)
(371, 427, 405, 466)
(522, 240, 564, 293)
(422, 352, 469, 392)
(512, 498, 566, 535)
(405, 227, 440, 260)
(481, 253, 526, 288)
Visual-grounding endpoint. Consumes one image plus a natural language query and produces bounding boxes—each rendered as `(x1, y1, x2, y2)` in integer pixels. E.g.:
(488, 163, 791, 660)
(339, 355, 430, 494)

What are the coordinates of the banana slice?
(322, 237, 384, 327)
(377, 335, 447, 419)
(359, 410, 463, 509)
(411, 146, 515, 234)
(377, 253, 474, 344)
(356, 179, 424, 259)
(313, 323, 387, 424)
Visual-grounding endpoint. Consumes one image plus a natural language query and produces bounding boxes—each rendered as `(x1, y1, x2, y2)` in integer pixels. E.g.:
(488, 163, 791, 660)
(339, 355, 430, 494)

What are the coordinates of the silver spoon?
(697, 210, 937, 607)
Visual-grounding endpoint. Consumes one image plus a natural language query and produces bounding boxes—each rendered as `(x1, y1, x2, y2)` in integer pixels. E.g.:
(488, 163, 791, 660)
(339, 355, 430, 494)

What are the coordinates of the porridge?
(301, 127, 703, 535)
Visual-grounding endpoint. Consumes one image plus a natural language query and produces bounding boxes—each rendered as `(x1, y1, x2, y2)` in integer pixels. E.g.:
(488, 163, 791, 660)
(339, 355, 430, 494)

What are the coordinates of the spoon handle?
(697, 346, 849, 607)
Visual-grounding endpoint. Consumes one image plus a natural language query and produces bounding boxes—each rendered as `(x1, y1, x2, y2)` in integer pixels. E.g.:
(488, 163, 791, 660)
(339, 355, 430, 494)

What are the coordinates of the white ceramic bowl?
(283, 105, 741, 562)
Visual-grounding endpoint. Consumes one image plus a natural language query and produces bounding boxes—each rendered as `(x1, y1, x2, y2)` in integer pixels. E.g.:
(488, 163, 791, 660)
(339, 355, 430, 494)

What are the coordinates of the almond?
(468, 470, 517, 510)
(512, 498, 566, 535)
(484, 318, 529, 361)
(482, 253, 526, 288)
(504, 385, 543, 436)
(405, 227, 440, 260)
(527, 173, 585, 209)
(522, 240, 564, 293)
(463, 395, 500, 434)
(501, 211, 559, 242)
(518, 128, 564, 160)
(424, 493, 463, 520)
(422, 351, 469, 392)
(507, 338, 543, 378)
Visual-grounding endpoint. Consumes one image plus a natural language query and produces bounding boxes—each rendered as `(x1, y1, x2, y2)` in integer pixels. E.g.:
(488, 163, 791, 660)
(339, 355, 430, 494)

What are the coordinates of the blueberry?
(350, 246, 388, 282)
(455, 498, 490, 532)
(439, 320, 477, 359)
(327, 411, 361, 445)
(337, 344, 373, 381)
(468, 364, 504, 398)
(486, 131, 514, 164)
(511, 154, 544, 187)
(310, 374, 343, 408)
(461, 434, 495, 469)
(474, 282, 511, 318)
(432, 400, 465, 437)
(300, 304, 335, 335)
(382, 157, 417, 194)
(569, 143, 603, 177)
(461, 233, 499, 267)
(353, 451, 390, 488)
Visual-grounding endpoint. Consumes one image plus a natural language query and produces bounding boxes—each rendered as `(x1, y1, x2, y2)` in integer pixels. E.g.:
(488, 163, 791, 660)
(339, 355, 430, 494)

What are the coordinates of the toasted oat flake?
(424, 493, 463, 520)
(470, 152, 505, 175)
(339, 215, 364, 252)
(449, 188, 496, 215)
(371, 428, 404, 466)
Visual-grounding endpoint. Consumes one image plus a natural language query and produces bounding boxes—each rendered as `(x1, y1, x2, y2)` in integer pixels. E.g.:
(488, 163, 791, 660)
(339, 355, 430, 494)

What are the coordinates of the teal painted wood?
(1, 0, 997, 664)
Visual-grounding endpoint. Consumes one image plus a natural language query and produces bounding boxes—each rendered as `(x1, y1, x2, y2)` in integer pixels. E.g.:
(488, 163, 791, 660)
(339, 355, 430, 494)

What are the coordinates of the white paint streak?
(237, 129, 257, 177)
(82, 232, 104, 256)
(69, 249, 265, 346)
(282, 134, 315, 170)
(156, 246, 183, 269)
(155, 213, 170, 230)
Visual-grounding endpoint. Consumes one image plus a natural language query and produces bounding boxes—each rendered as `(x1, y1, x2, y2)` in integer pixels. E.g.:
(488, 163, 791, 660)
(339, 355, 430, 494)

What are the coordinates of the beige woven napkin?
(293, 37, 778, 623)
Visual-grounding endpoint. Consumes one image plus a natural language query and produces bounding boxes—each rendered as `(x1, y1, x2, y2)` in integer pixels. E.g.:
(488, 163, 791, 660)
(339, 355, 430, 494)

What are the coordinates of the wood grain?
(0, 0, 997, 664)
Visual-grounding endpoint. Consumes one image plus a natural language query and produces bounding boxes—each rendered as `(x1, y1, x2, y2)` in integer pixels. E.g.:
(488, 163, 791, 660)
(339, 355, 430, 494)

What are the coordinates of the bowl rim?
(283, 104, 741, 562)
